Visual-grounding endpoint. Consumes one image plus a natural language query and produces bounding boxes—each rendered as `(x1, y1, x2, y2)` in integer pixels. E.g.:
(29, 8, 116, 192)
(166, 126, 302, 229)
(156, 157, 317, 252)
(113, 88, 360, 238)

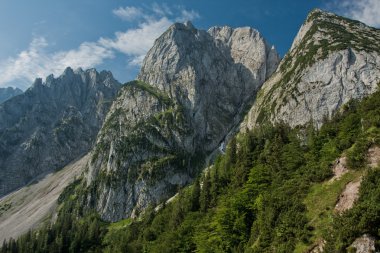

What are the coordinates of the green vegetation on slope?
(2, 88, 380, 252)
(294, 169, 364, 253)
(127, 80, 173, 106)
(325, 168, 380, 252)
(91, 80, 197, 188)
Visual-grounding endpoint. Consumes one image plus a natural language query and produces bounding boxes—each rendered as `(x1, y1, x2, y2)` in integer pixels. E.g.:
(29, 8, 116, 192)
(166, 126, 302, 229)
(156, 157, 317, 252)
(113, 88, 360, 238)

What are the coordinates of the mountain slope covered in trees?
(2, 84, 380, 252)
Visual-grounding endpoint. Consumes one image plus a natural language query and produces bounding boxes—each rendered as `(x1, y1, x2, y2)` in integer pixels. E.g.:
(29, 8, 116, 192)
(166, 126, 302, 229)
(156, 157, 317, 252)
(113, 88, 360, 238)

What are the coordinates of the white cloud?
(0, 4, 200, 89)
(177, 10, 200, 22)
(0, 38, 114, 89)
(51, 42, 114, 73)
(0, 37, 51, 89)
(330, 0, 380, 27)
(129, 55, 146, 67)
(151, 3, 173, 17)
(112, 6, 143, 21)
(103, 5, 200, 65)
(99, 17, 172, 65)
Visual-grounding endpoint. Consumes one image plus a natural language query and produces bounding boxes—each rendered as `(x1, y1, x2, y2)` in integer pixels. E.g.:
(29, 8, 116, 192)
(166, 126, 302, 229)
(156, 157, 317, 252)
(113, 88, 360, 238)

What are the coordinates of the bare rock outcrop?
(86, 22, 279, 221)
(0, 68, 120, 196)
(243, 9, 380, 130)
(335, 178, 362, 214)
(349, 234, 376, 253)
(330, 156, 349, 182)
(367, 145, 380, 168)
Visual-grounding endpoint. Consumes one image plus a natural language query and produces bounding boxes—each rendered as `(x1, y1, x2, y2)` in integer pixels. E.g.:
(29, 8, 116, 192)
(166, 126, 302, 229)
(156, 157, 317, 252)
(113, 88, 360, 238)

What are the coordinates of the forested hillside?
(2, 85, 379, 253)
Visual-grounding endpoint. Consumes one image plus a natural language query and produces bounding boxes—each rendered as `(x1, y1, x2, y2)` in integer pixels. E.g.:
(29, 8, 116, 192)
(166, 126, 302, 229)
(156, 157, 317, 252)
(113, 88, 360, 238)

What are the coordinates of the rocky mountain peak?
(88, 22, 279, 221)
(42, 67, 117, 90)
(63, 66, 75, 76)
(0, 68, 120, 197)
(138, 22, 279, 105)
(184, 20, 195, 29)
(290, 8, 379, 54)
(208, 25, 280, 79)
(290, 8, 327, 51)
(32, 78, 43, 87)
(243, 9, 380, 130)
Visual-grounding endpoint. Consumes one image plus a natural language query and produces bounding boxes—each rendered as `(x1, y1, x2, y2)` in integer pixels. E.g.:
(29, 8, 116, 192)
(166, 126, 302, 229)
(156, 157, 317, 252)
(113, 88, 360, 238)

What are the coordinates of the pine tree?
(190, 177, 201, 211)
(9, 238, 17, 253)
(210, 168, 220, 206)
(200, 172, 211, 212)
(1, 239, 8, 253)
(226, 137, 237, 166)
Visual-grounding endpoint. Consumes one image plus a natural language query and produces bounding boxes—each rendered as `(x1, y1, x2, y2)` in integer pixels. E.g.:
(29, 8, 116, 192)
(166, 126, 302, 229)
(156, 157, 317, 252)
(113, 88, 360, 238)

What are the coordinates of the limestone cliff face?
(0, 67, 120, 196)
(243, 9, 380, 129)
(0, 87, 23, 104)
(86, 22, 279, 221)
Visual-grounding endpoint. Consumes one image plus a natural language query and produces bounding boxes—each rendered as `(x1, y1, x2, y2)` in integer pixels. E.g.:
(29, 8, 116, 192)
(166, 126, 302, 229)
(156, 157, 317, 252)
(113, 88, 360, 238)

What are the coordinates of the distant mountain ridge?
(0, 87, 23, 104)
(0, 67, 120, 196)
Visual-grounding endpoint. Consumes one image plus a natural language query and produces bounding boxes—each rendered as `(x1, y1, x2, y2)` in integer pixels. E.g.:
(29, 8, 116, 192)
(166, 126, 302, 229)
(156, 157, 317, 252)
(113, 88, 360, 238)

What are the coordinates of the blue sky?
(0, 0, 379, 90)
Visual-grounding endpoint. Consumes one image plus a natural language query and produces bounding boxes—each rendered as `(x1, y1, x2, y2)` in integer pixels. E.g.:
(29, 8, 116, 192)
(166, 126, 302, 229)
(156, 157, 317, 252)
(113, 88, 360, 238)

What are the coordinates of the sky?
(0, 0, 379, 90)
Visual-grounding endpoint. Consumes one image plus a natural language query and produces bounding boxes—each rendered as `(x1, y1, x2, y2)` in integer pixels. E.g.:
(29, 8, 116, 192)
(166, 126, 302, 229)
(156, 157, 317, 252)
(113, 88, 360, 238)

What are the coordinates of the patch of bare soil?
(308, 239, 326, 253)
(334, 178, 362, 214)
(0, 154, 89, 242)
(367, 145, 380, 168)
(329, 156, 348, 182)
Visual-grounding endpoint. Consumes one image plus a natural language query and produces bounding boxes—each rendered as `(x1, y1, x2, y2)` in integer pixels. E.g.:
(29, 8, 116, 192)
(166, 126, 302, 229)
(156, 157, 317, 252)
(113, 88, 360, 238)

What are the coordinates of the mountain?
(0, 87, 23, 104)
(2, 9, 380, 253)
(243, 9, 380, 129)
(0, 67, 120, 196)
(85, 21, 280, 221)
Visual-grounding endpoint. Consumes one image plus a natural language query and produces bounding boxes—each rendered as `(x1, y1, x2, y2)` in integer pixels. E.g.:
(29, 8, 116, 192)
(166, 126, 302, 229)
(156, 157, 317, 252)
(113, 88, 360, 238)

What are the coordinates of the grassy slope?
(295, 170, 364, 252)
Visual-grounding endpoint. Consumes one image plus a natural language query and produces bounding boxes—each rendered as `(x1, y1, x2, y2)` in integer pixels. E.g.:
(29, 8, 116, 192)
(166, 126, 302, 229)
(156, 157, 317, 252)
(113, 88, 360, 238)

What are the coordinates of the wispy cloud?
(112, 6, 144, 21)
(51, 42, 115, 72)
(0, 38, 114, 89)
(99, 17, 172, 66)
(177, 10, 200, 22)
(151, 3, 173, 17)
(328, 0, 380, 27)
(0, 4, 200, 89)
(0, 38, 49, 89)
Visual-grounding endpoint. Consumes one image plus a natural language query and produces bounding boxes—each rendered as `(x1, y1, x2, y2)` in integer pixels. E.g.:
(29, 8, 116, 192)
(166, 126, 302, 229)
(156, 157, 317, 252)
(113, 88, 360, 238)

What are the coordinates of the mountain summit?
(85, 22, 280, 221)
(0, 67, 120, 196)
(244, 9, 380, 129)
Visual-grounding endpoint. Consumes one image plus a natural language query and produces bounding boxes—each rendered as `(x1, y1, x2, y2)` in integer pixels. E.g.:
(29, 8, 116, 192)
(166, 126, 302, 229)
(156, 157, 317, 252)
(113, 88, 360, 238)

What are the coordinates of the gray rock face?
(0, 67, 120, 196)
(349, 234, 376, 253)
(0, 87, 23, 104)
(86, 22, 279, 221)
(243, 9, 380, 129)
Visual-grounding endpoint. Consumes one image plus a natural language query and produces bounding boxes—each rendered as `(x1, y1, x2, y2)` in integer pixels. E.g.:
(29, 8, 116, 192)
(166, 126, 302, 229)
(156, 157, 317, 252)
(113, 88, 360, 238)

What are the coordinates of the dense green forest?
(2, 87, 380, 252)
